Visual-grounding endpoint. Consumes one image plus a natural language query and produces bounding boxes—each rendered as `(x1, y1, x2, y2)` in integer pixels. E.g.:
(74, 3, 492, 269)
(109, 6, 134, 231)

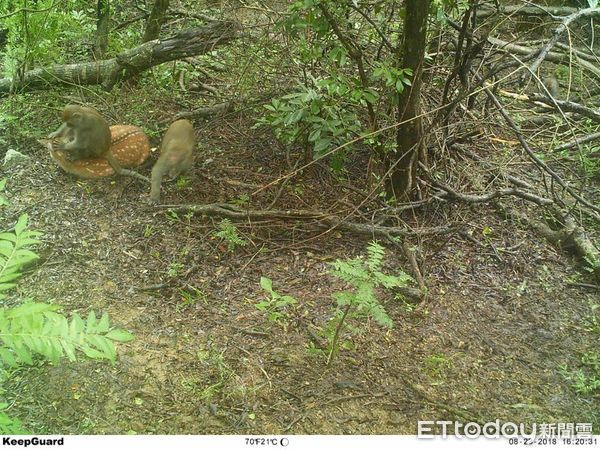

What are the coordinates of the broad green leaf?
(260, 276, 273, 293)
(105, 329, 134, 342)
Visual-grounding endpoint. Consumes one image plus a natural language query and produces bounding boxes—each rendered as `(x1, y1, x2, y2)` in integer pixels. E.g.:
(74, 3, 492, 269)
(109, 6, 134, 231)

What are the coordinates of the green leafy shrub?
(0, 403, 26, 434)
(255, 78, 362, 169)
(0, 1, 96, 78)
(562, 351, 600, 396)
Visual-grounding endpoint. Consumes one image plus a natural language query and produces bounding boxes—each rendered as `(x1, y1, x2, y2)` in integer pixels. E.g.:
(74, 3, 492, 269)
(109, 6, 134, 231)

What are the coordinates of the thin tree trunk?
(388, 0, 430, 200)
(142, 0, 170, 43)
(93, 0, 110, 58)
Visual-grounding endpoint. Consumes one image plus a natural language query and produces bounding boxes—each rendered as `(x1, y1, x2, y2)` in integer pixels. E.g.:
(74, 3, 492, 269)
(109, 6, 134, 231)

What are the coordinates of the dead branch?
(156, 202, 457, 239)
(524, 7, 600, 80)
(160, 202, 430, 299)
(554, 42, 598, 63)
(476, 74, 600, 217)
(554, 131, 600, 152)
(477, 5, 579, 19)
(487, 37, 600, 78)
(426, 174, 553, 206)
(112, 13, 149, 32)
(402, 241, 426, 293)
(170, 8, 219, 23)
(506, 175, 534, 190)
(194, 81, 220, 95)
(502, 206, 600, 279)
(173, 102, 233, 121)
(0, 21, 239, 94)
(528, 94, 600, 123)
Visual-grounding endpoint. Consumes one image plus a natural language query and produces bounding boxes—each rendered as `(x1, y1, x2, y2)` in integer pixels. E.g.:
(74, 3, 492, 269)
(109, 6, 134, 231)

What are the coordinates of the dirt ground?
(1, 100, 599, 434)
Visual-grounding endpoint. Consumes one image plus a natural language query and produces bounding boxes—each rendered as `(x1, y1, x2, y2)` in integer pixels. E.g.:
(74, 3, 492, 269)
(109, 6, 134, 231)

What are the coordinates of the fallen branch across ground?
(487, 37, 600, 78)
(172, 102, 233, 122)
(424, 170, 554, 206)
(155, 202, 457, 238)
(500, 205, 600, 280)
(0, 21, 239, 94)
(553, 131, 600, 152)
(523, 7, 600, 80)
(476, 5, 579, 19)
(155, 202, 438, 300)
(528, 94, 600, 123)
(497, 88, 600, 124)
(476, 74, 600, 217)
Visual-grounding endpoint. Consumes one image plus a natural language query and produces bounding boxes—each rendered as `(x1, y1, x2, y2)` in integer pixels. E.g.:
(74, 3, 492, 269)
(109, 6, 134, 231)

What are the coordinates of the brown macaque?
(541, 76, 559, 99)
(49, 105, 111, 159)
(48, 105, 149, 182)
(149, 119, 195, 204)
(41, 125, 151, 179)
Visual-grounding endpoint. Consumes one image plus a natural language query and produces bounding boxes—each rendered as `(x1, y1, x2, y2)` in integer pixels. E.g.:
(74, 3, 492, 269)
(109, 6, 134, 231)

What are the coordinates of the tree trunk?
(142, 0, 170, 43)
(93, 0, 110, 59)
(388, 0, 430, 200)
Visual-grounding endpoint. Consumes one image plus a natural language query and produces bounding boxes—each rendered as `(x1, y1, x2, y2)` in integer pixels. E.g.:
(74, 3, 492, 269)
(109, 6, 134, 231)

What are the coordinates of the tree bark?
(388, 0, 430, 199)
(0, 21, 239, 95)
(93, 0, 110, 59)
(142, 0, 170, 43)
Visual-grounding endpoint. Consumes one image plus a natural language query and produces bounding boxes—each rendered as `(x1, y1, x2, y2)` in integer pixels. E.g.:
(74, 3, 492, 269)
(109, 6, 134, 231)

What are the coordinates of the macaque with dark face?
(48, 105, 149, 182)
(49, 105, 112, 160)
(149, 119, 195, 204)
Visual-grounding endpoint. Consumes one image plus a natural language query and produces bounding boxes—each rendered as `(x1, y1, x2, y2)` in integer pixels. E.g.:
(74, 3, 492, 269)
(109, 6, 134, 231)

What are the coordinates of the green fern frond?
(0, 403, 27, 434)
(373, 271, 413, 289)
(0, 214, 41, 300)
(213, 219, 246, 251)
(330, 259, 370, 284)
(364, 301, 393, 329)
(366, 241, 385, 272)
(329, 243, 412, 337)
(0, 303, 134, 366)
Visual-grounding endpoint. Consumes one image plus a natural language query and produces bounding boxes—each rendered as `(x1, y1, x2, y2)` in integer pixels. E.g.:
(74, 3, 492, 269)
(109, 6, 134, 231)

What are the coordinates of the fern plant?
(325, 241, 412, 364)
(213, 219, 246, 252)
(0, 403, 26, 434)
(0, 214, 133, 433)
(0, 304, 133, 366)
(0, 214, 41, 299)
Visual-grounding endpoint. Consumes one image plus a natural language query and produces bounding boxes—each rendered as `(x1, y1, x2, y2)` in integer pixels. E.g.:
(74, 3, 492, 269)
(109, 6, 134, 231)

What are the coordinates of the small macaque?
(149, 119, 195, 204)
(49, 105, 111, 160)
(40, 125, 151, 179)
(541, 76, 559, 99)
(48, 105, 149, 182)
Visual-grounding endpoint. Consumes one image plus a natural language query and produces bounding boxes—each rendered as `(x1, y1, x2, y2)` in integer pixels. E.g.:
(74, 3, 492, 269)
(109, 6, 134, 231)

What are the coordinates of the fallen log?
(0, 20, 239, 94)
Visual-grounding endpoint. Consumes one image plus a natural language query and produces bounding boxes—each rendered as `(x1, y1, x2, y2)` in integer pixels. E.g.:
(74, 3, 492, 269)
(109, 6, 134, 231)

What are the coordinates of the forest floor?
(1, 89, 599, 434)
